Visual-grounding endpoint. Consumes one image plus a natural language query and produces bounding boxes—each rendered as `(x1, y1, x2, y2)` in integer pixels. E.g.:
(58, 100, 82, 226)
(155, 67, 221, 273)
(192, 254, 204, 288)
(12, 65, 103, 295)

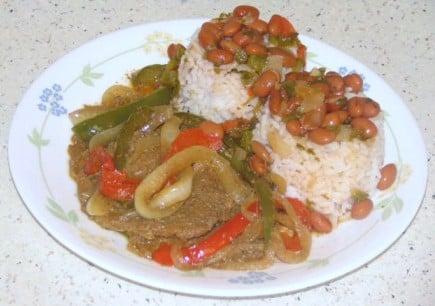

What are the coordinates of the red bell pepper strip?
(152, 243, 174, 266)
(152, 202, 260, 267)
(275, 198, 312, 230)
(84, 146, 115, 175)
(286, 198, 312, 230)
(280, 231, 302, 252)
(164, 127, 223, 160)
(84, 146, 139, 201)
(99, 167, 140, 202)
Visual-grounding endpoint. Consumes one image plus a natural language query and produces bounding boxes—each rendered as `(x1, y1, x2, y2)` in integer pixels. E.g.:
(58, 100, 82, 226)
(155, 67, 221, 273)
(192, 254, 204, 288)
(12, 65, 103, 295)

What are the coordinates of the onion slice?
(271, 197, 311, 263)
(148, 166, 194, 213)
(86, 191, 113, 216)
(89, 123, 123, 150)
(267, 128, 293, 158)
(134, 146, 254, 219)
(160, 116, 182, 156)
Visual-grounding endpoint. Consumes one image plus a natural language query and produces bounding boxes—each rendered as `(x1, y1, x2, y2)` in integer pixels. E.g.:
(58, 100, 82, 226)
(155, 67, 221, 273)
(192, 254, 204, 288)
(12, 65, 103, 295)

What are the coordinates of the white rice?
(174, 39, 258, 123)
(253, 101, 384, 226)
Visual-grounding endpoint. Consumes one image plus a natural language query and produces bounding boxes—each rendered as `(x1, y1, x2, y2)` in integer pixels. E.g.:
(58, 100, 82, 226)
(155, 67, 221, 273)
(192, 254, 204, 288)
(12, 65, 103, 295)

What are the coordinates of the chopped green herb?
(247, 55, 267, 73)
(351, 189, 369, 202)
(282, 80, 296, 97)
(240, 129, 253, 152)
(269, 35, 298, 48)
(240, 71, 257, 86)
(235, 49, 248, 64)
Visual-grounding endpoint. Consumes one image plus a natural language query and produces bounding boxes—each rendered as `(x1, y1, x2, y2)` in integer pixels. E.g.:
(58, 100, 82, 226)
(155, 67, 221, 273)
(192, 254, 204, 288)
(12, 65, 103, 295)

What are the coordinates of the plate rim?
(8, 18, 429, 298)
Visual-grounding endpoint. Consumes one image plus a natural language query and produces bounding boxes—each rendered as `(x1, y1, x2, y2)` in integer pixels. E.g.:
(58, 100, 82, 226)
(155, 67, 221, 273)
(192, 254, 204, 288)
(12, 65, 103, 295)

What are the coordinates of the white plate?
(8, 19, 428, 297)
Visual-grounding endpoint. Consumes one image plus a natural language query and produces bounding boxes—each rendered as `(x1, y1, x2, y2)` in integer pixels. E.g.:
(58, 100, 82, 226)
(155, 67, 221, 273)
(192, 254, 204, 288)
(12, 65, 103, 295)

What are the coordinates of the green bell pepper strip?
(174, 112, 205, 129)
(254, 178, 275, 242)
(72, 87, 172, 141)
(131, 64, 166, 88)
(114, 107, 153, 169)
(114, 106, 173, 169)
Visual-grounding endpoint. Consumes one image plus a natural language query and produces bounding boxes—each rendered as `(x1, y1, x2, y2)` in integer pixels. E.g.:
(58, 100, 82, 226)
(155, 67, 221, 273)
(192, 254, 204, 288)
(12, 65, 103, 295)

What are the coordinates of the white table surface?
(1, 1, 434, 305)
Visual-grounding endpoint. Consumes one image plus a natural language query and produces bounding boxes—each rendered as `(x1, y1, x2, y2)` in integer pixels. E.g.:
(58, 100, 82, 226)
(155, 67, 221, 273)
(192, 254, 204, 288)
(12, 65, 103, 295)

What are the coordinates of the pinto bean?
(223, 18, 242, 37)
(252, 70, 280, 97)
(249, 154, 268, 175)
(308, 128, 336, 145)
(325, 96, 345, 112)
(232, 31, 251, 46)
(199, 121, 224, 139)
(310, 211, 332, 233)
(322, 112, 341, 127)
(268, 15, 296, 37)
(301, 105, 326, 131)
(344, 73, 363, 93)
(351, 117, 378, 139)
(336, 110, 349, 123)
(351, 199, 373, 219)
(247, 19, 268, 33)
(206, 49, 234, 65)
(268, 47, 296, 68)
(269, 88, 282, 115)
(198, 28, 217, 50)
(377, 163, 397, 190)
(297, 44, 307, 60)
(311, 81, 330, 98)
(286, 120, 303, 136)
(219, 39, 240, 54)
(251, 141, 272, 163)
(347, 97, 366, 118)
(325, 73, 344, 94)
(245, 42, 268, 56)
(233, 5, 260, 20)
(167, 43, 185, 60)
(363, 99, 381, 118)
(201, 22, 222, 39)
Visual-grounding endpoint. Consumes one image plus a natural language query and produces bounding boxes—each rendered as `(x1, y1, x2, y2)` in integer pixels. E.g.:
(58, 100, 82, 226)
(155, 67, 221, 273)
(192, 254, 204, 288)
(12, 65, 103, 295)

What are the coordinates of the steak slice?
(94, 164, 239, 240)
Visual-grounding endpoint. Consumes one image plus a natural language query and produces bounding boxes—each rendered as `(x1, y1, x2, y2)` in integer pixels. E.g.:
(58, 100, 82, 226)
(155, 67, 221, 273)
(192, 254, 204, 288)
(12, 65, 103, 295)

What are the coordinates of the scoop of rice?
(174, 39, 258, 123)
(253, 103, 384, 225)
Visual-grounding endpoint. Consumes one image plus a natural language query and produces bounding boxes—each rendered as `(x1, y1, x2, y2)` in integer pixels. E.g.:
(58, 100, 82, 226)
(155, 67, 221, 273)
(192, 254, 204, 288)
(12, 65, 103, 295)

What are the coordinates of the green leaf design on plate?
(47, 198, 79, 225)
(28, 128, 49, 147)
(307, 52, 317, 59)
(376, 194, 404, 221)
(180, 270, 206, 277)
(393, 196, 404, 213)
(307, 258, 329, 269)
(80, 64, 104, 87)
(382, 205, 393, 220)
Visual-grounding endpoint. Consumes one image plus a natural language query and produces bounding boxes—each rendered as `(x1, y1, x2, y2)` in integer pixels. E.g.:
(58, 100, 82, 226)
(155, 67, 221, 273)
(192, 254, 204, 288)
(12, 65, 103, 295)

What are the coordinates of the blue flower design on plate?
(338, 66, 348, 75)
(227, 271, 277, 284)
(37, 84, 67, 116)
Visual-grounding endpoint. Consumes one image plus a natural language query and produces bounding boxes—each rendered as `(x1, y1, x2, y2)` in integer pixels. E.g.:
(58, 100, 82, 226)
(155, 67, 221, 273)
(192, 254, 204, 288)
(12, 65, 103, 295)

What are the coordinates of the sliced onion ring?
(89, 123, 123, 150)
(160, 116, 182, 156)
(134, 146, 255, 219)
(148, 166, 193, 211)
(271, 197, 311, 263)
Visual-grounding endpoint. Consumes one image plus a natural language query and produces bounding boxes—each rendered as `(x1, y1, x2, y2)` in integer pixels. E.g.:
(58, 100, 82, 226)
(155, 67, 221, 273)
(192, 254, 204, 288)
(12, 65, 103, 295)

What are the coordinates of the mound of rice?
(174, 38, 258, 123)
(253, 103, 384, 225)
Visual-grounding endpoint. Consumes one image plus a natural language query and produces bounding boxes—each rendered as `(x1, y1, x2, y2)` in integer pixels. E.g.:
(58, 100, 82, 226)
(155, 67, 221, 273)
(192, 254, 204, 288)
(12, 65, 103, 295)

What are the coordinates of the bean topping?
(344, 73, 363, 93)
(310, 211, 332, 233)
(251, 141, 272, 163)
(377, 163, 397, 190)
(308, 128, 336, 145)
(351, 117, 377, 139)
(252, 70, 280, 97)
(351, 199, 373, 219)
(206, 49, 234, 65)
